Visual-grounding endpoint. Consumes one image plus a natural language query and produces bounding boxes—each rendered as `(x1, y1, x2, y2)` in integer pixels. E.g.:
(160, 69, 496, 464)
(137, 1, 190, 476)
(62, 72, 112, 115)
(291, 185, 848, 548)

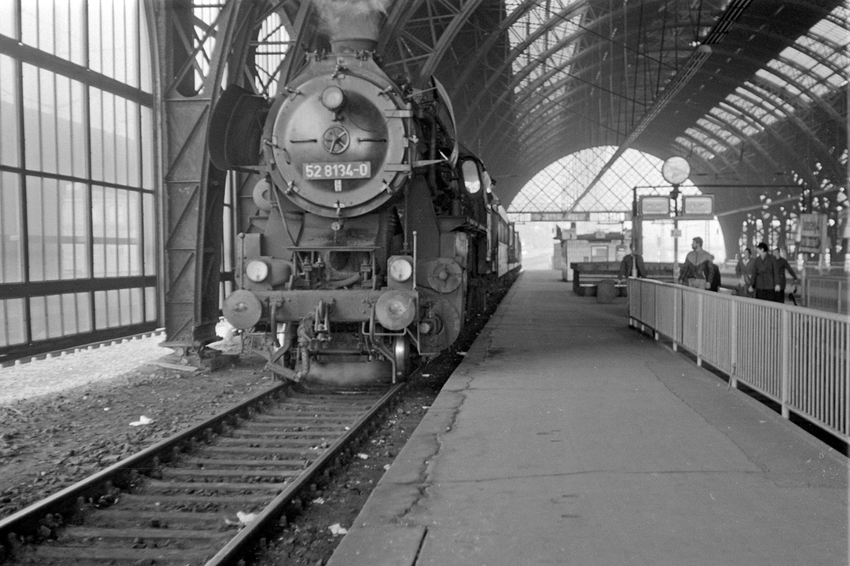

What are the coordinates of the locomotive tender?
(209, 18, 520, 386)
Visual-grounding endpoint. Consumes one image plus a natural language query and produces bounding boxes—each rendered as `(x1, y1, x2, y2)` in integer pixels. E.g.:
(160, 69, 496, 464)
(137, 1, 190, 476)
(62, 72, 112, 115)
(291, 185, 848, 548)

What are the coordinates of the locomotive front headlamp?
(245, 260, 270, 283)
(321, 86, 345, 111)
(388, 257, 413, 283)
(461, 160, 481, 194)
(375, 290, 416, 331)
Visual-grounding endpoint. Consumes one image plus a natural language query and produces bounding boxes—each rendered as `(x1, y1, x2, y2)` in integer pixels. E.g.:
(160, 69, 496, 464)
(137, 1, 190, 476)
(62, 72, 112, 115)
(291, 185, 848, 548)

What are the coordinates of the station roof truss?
(139, 0, 849, 351)
(183, 0, 847, 222)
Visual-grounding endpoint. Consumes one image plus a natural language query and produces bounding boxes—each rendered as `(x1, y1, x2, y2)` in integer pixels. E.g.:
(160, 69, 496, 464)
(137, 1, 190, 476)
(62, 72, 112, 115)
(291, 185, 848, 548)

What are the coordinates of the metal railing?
(804, 275, 848, 315)
(628, 278, 850, 444)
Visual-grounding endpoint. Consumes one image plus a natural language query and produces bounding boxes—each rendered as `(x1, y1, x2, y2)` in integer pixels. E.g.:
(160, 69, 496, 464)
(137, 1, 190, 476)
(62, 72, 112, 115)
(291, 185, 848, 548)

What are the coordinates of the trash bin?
(596, 279, 616, 303)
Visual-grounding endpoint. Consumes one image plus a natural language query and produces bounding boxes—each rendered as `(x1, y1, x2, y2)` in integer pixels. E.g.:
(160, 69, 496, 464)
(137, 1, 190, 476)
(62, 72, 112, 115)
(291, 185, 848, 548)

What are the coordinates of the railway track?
(0, 381, 404, 565)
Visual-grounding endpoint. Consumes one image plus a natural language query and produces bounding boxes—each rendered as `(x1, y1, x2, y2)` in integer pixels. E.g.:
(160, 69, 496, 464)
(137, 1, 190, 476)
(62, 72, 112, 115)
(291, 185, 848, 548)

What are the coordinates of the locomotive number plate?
(303, 162, 372, 180)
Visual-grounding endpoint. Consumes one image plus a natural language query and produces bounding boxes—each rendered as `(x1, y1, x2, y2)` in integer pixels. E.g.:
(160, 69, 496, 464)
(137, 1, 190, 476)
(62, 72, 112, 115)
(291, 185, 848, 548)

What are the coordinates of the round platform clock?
(661, 156, 690, 185)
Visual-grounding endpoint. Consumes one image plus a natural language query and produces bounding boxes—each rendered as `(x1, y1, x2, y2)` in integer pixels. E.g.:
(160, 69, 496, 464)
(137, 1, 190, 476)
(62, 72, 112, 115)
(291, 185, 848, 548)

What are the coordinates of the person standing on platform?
(618, 243, 646, 281)
(748, 242, 781, 301)
(678, 236, 716, 290)
(774, 246, 798, 304)
(708, 257, 721, 292)
(735, 247, 754, 297)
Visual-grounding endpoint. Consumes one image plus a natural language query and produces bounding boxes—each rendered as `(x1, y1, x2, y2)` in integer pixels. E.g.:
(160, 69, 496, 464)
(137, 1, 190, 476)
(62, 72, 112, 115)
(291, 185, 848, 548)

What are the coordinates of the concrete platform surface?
(327, 270, 849, 566)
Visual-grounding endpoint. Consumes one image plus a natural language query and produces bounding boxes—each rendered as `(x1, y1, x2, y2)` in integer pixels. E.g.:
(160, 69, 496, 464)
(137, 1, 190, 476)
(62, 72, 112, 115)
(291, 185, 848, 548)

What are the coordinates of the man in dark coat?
(708, 259, 721, 292)
(618, 244, 646, 280)
(735, 247, 754, 297)
(748, 242, 781, 301)
(774, 247, 798, 304)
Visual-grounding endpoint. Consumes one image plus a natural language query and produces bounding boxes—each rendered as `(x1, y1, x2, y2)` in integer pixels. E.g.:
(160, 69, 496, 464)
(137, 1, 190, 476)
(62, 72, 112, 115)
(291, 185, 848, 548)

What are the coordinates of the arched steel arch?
(152, 0, 259, 353)
(152, 0, 319, 354)
(150, 0, 848, 354)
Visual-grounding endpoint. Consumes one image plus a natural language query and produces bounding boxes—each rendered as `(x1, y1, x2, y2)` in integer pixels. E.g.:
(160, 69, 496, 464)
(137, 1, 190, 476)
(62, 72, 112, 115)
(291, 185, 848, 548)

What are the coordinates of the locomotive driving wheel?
(393, 335, 410, 380)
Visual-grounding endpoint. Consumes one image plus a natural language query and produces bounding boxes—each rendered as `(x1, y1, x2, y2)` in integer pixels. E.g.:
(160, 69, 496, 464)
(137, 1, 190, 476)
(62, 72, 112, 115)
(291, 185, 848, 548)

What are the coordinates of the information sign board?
(798, 213, 825, 253)
(640, 196, 670, 217)
(682, 195, 714, 216)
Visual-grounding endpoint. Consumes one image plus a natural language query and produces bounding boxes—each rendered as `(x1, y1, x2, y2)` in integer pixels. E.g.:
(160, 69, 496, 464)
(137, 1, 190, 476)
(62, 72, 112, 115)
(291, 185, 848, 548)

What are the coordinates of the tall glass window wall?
(0, 0, 156, 363)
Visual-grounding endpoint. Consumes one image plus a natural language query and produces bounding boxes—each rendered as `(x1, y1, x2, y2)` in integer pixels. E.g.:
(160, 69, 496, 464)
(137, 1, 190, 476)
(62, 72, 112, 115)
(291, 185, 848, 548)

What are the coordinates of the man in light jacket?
(678, 237, 715, 290)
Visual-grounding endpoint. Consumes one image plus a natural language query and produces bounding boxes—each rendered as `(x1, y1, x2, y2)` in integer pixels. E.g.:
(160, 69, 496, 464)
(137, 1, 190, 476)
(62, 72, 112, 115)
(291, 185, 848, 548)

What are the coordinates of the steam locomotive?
(209, 28, 520, 386)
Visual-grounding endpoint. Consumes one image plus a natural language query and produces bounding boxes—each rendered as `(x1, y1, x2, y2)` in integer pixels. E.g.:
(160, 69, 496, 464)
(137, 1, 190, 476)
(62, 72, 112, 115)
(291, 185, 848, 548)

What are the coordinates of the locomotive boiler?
(209, 15, 519, 386)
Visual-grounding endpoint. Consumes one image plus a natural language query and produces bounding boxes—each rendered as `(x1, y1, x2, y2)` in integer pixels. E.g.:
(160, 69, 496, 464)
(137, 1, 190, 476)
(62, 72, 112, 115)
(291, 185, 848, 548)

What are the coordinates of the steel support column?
(151, 0, 261, 356)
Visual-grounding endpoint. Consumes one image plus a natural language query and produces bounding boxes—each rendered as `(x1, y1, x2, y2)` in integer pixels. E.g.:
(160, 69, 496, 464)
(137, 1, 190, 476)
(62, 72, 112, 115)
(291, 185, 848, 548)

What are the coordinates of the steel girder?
(151, 0, 847, 349)
(668, 71, 844, 196)
(457, 1, 712, 203)
(380, 0, 506, 88)
(409, 0, 845, 219)
(152, 0, 265, 353)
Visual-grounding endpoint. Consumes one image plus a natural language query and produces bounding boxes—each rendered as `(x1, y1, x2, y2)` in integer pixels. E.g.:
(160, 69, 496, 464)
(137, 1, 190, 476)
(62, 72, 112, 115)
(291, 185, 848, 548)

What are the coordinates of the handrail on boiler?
(627, 278, 849, 445)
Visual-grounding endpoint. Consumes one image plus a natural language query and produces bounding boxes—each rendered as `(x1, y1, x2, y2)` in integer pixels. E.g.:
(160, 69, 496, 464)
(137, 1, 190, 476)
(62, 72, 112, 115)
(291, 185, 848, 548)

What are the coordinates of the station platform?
(327, 269, 848, 566)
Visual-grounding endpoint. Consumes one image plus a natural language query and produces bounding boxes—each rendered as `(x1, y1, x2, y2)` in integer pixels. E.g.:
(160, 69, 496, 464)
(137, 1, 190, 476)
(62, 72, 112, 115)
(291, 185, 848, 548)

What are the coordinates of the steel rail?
(0, 380, 405, 565)
(0, 381, 289, 550)
(205, 381, 405, 566)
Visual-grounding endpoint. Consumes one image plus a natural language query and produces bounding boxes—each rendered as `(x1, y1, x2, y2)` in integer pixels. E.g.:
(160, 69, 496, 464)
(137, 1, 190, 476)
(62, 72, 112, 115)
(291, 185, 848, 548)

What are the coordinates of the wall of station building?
(0, 0, 158, 363)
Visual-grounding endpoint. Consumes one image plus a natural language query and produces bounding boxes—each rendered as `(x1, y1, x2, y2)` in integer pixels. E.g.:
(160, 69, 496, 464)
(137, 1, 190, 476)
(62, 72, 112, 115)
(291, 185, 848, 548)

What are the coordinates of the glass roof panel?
(692, 2, 848, 162)
(741, 82, 797, 115)
(780, 47, 822, 75)
(812, 9, 850, 46)
(661, 3, 849, 166)
(770, 47, 842, 97)
(253, 12, 290, 96)
(675, 136, 715, 161)
(726, 92, 779, 127)
(696, 118, 741, 147)
(685, 127, 726, 156)
(755, 68, 811, 103)
(507, 1, 584, 102)
(509, 147, 701, 215)
(499, 0, 845, 204)
(711, 105, 761, 137)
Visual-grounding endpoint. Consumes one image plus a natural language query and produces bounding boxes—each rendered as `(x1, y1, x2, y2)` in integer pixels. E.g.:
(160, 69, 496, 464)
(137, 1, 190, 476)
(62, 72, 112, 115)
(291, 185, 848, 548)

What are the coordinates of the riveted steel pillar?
(150, 0, 261, 356)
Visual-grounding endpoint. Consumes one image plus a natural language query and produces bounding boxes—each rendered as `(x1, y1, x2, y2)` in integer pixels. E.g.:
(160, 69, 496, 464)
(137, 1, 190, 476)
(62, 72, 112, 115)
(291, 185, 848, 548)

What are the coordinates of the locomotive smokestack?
(313, 0, 389, 53)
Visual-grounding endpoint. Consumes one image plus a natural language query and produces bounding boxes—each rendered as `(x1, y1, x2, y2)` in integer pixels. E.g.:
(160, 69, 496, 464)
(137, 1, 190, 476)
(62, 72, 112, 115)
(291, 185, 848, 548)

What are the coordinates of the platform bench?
(570, 262, 677, 297)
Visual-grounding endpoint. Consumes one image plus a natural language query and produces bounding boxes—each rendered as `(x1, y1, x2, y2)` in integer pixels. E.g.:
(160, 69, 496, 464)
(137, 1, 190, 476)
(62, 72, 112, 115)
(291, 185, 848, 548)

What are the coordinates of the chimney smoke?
(313, 0, 391, 53)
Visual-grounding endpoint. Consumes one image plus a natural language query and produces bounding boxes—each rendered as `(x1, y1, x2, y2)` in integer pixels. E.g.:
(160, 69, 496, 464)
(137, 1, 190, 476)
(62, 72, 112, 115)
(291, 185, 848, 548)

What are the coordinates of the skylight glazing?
(675, 136, 715, 161)
(683, 127, 726, 156)
(254, 13, 291, 96)
(695, 118, 740, 148)
(510, 147, 700, 215)
(727, 90, 780, 127)
(712, 104, 761, 137)
(675, 2, 849, 162)
(505, 0, 585, 137)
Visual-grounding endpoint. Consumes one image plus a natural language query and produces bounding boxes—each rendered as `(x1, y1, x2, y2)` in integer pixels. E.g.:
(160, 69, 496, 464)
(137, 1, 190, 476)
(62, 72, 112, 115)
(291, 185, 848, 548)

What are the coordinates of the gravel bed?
(0, 334, 168, 405)
(0, 285, 507, 565)
(0, 334, 271, 523)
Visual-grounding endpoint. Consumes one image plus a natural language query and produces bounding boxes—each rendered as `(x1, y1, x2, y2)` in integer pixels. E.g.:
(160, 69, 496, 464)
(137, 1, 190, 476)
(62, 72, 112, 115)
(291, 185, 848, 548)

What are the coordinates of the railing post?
(670, 285, 676, 349)
(696, 291, 703, 366)
(730, 299, 738, 389)
(654, 284, 659, 339)
(780, 308, 790, 419)
(845, 319, 849, 439)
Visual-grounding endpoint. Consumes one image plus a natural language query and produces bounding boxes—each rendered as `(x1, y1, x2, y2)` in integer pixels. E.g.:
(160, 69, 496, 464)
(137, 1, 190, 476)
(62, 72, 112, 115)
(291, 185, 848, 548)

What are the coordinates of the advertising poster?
(798, 213, 825, 253)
